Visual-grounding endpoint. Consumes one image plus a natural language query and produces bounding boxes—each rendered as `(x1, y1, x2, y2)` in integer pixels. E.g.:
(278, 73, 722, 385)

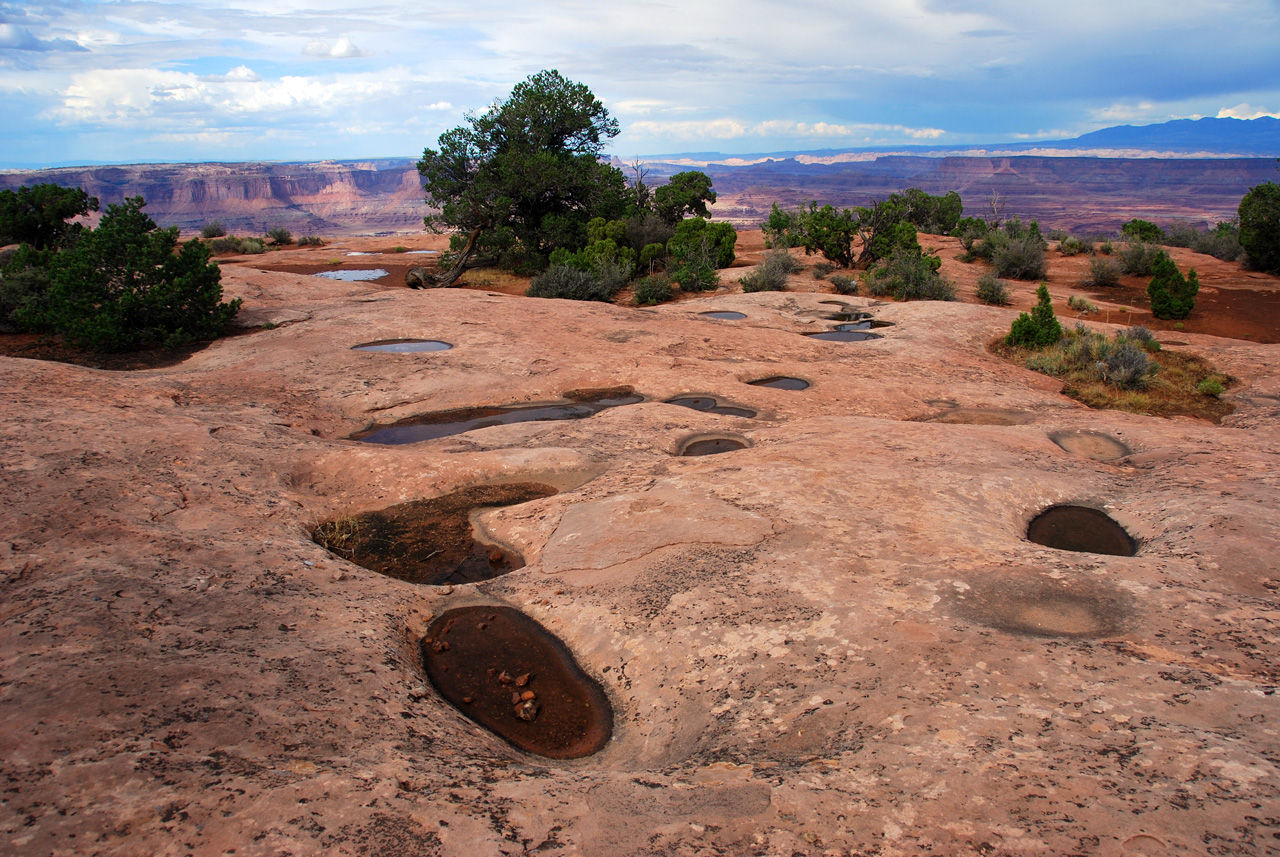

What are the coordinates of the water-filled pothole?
(354, 388, 643, 444)
(314, 269, 389, 281)
(680, 435, 750, 456)
(952, 573, 1132, 638)
(312, 483, 557, 584)
(666, 396, 757, 418)
(835, 320, 894, 331)
(422, 606, 613, 758)
(1026, 505, 1137, 556)
(1048, 430, 1131, 461)
(748, 376, 810, 391)
(700, 310, 747, 320)
(805, 330, 882, 342)
(351, 339, 452, 353)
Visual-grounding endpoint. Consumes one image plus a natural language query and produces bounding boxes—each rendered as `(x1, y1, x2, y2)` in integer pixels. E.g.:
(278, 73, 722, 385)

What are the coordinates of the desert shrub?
(1197, 378, 1225, 397)
(1125, 325, 1157, 345)
(1147, 253, 1199, 319)
(976, 272, 1011, 306)
(208, 236, 240, 254)
(639, 242, 666, 270)
(1057, 235, 1091, 256)
(1121, 219, 1164, 242)
(626, 212, 675, 253)
(667, 236, 720, 293)
(800, 203, 859, 267)
(829, 274, 858, 295)
(761, 203, 807, 249)
(1046, 228, 1069, 242)
(952, 216, 988, 252)
(1082, 256, 1121, 288)
(1239, 182, 1280, 273)
(592, 256, 635, 294)
(1098, 240, 1114, 255)
(297, 235, 324, 246)
(266, 227, 293, 246)
(240, 238, 265, 255)
(864, 247, 955, 301)
(200, 221, 227, 239)
(667, 217, 736, 269)
(1005, 283, 1062, 348)
(1067, 295, 1098, 315)
(0, 183, 98, 250)
(812, 261, 835, 279)
(1021, 323, 1156, 390)
(992, 235, 1048, 280)
(16, 196, 240, 351)
(1101, 340, 1155, 389)
(1164, 220, 1244, 262)
(526, 264, 617, 302)
(1118, 241, 1162, 276)
(739, 250, 798, 292)
(0, 261, 50, 332)
(633, 273, 674, 305)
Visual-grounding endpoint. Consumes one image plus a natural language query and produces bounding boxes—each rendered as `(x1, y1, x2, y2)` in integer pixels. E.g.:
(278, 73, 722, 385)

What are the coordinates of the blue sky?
(2, 0, 1278, 168)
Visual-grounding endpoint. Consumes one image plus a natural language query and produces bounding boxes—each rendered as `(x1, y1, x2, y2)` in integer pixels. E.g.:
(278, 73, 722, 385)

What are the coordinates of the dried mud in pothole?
(952, 572, 1133, 638)
(312, 483, 557, 585)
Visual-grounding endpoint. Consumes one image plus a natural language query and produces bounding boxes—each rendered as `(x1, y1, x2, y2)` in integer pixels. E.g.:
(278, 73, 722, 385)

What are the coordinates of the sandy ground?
(2, 232, 1280, 856)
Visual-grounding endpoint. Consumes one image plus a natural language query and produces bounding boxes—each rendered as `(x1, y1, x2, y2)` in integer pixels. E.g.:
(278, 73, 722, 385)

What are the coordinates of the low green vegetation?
(200, 220, 227, 239)
(976, 272, 1011, 306)
(829, 274, 857, 295)
(863, 246, 955, 301)
(1081, 256, 1122, 288)
(266, 227, 293, 246)
(633, 273, 674, 305)
(1121, 219, 1164, 243)
(297, 235, 324, 246)
(1067, 295, 1098, 315)
(1118, 240, 1162, 276)
(1147, 252, 1199, 319)
(738, 249, 797, 292)
(0, 183, 97, 250)
(1239, 181, 1280, 273)
(1005, 283, 1062, 348)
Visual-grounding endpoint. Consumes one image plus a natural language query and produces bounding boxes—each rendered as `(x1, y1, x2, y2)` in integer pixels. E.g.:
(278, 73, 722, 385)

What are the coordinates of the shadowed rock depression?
(666, 396, 757, 418)
(748, 376, 810, 390)
(1026, 504, 1137, 556)
(312, 483, 558, 584)
(422, 606, 613, 759)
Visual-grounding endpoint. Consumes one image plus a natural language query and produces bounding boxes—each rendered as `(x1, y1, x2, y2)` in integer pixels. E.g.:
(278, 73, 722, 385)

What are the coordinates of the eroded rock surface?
(3, 270, 1280, 856)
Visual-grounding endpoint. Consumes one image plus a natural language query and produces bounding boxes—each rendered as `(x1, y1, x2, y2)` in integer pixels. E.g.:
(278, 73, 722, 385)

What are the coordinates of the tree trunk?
(414, 227, 483, 288)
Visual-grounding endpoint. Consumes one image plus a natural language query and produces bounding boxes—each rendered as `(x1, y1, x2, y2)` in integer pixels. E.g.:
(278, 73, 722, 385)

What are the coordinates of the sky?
(2, 0, 1279, 168)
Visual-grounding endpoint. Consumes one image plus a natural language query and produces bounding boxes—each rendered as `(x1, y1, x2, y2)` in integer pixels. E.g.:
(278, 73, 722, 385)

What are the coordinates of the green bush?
(667, 217, 736, 269)
(0, 259, 50, 332)
(1057, 235, 1091, 256)
(1197, 378, 1224, 397)
(952, 216, 988, 251)
(16, 196, 240, 351)
(639, 242, 666, 270)
(1118, 241, 1162, 276)
(626, 212, 674, 254)
(266, 227, 293, 246)
(1098, 240, 1114, 255)
(992, 235, 1048, 280)
(738, 250, 795, 292)
(1163, 220, 1244, 262)
(1147, 253, 1198, 320)
(1067, 295, 1098, 315)
(1005, 283, 1062, 348)
(1082, 256, 1122, 288)
(0, 184, 98, 250)
(667, 235, 720, 293)
(297, 235, 324, 246)
(812, 262, 835, 279)
(976, 272, 1011, 306)
(829, 274, 857, 295)
(761, 203, 807, 249)
(864, 247, 955, 301)
(1121, 219, 1164, 243)
(1239, 181, 1280, 273)
(1021, 323, 1157, 390)
(200, 221, 227, 239)
(633, 273, 674, 305)
(527, 264, 618, 301)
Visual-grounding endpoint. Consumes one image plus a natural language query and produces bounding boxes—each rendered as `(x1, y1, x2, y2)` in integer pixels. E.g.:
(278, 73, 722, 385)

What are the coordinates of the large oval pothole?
(1048, 430, 1131, 461)
(422, 606, 613, 758)
(352, 339, 452, 353)
(679, 434, 750, 456)
(1026, 505, 1137, 556)
(312, 483, 558, 584)
(748, 376, 809, 391)
(666, 396, 757, 418)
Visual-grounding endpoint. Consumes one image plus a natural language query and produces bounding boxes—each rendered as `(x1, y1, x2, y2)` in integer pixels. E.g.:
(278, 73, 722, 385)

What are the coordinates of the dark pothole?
(352, 339, 453, 353)
(354, 387, 643, 444)
(1048, 430, 1132, 461)
(666, 396, 757, 418)
(422, 606, 613, 758)
(312, 483, 558, 584)
(805, 330, 882, 342)
(1026, 505, 1137, 556)
(748, 376, 810, 391)
(952, 573, 1132, 638)
(835, 320, 894, 331)
(700, 310, 747, 320)
(680, 435, 750, 456)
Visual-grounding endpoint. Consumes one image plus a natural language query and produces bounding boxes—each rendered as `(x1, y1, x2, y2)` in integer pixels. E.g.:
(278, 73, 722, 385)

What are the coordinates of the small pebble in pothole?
(1026, 504, 1137, 556)
(312, 483, 558, 584)
(421, 606, 612, 758)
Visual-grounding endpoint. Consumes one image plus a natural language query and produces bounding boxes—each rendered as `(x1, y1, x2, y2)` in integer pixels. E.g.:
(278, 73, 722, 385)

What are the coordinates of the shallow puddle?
(1048, 429, 1131, 461)
(422, 606, 613, 758)
(351, 339, 452, 353)
(748, 376, 810, 391)
(355, 388, 643, 444)
(666, 396, 757, 418)
(805, 330, 882, 342)
(681, 436, 749, 456)
(700, 311, 747, 320)
(835, 320, 894, 332)
(312, 483, 557, 585)
(1026, 505, 1137, 556)
(314, 269, 389, 281)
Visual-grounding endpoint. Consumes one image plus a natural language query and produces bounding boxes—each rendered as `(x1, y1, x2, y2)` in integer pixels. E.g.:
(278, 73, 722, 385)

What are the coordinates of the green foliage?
(586, 217, 627, 244)
(829, 274, 858, 295)
(953, 216, 989, 252)
(991, 234, 1048, 280)
(738, 250, 796, 292)
(0, 184, 98, 250)
(16, 197, 240, 351)
(1239, 181, 1280, 273)
(1005, 283, 1062, 348)
(417, 70, 627, 272)
(1067, 295, 1098, 315)
(976, 272, 1011, 306)
(892, 188, 963, 235)
(1147, 253, 1199, 320)
(1121, 219, 1164, 243)
(800, 203, 858, 267)
(266, 227, 292, 246)
(208, 236, 266, 255)
(1197, 378, 1224, 397)
(200, 221, 227, 239)
(653, 171, 716, 225)
(633, 273, 674, 305)
(1163, 220, 1244, 262)
(526, 263, 619, 301)
(667, 237, 720, 293)
(812, 262, 835, 279)
(1099, 240, 1114, 255)
(1118, 240, 1162, 276)
(1082, 256, 1121, 288)
(863, 247, 954, 301)
(1057, 235, 1091, 256)
(0, 251, 51, 332)
(667, 217, 736, 269)
(639, 242, 666, 270)
(625, 212, 674, 255)
(297, 235, 324, 246)
(762, 203, 806, 249)
(1022, 324, 1158, 390)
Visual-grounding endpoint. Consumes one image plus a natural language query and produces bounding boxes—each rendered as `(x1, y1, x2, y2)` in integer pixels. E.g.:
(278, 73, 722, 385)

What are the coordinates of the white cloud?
(0, 22, 86, 52)
(1217, 103, 1280, 120)
(1089, 102, 1156, 123)
(302, 37, 369, 59)
(630, 118, 945, 142)
(198, 65, 262, 84)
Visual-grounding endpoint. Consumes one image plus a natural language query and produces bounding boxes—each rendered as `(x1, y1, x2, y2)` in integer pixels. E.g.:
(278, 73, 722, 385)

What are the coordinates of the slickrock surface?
(3, 257, 1280, 856)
